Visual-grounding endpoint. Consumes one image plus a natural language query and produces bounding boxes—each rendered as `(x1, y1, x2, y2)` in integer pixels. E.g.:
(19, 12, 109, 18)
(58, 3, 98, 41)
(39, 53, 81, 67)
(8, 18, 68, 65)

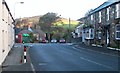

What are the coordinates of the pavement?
(72, 42, 120, 57)
(1, 43, 33, 73)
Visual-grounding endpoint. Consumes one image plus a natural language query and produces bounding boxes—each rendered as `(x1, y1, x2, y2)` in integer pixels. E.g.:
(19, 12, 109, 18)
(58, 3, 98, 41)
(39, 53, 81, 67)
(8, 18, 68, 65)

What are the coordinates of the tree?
(85, 9, 93, 17)
(51, 26, 65, 39)
(29, 33, 35, 43)
(39, 12, 60, 32)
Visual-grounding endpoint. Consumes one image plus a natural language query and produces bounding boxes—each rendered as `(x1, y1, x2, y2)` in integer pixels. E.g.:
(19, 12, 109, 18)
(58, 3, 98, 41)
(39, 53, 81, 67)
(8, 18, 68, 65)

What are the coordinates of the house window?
(98, 31, 102, 39)
(115, 24, 120, 40)
(116, 4, 120, 18)
(99, 11, 101, 23)
(85, 29, 89, 39)
(85, 29, 94, 39)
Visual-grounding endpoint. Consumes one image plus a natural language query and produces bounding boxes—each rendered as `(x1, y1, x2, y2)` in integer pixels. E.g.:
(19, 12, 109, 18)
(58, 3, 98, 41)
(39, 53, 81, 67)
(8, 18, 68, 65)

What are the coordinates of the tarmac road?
(29, 43, 119, 72)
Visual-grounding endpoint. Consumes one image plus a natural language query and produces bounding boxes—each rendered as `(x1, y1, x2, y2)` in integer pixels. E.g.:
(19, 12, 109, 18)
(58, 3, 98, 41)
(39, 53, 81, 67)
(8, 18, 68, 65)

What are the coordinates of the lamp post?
(14, 2, 24, 19)
(14, 2, 24, 44)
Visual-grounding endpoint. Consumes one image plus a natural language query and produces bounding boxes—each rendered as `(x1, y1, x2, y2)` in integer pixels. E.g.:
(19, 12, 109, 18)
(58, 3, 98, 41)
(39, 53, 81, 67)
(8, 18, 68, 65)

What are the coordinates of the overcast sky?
(5, 0, 108, 20)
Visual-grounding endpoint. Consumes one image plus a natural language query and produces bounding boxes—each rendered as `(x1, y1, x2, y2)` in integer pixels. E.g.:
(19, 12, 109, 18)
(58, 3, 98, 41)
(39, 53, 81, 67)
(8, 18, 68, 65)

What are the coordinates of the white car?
(51, 39, 57, 43)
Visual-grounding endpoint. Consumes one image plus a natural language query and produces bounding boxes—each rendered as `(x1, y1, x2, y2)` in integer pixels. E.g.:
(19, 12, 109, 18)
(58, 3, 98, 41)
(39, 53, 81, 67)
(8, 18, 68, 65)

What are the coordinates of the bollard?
(24, 46, 27, 63)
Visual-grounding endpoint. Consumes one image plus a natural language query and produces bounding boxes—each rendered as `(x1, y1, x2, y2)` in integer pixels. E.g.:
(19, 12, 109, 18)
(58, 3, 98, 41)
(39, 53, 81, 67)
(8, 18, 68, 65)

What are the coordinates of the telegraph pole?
(69, 18, 71, 43)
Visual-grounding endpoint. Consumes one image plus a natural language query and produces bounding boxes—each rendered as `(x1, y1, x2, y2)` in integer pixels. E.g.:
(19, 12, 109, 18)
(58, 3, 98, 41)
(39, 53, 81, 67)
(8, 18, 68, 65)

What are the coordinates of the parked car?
(59, 38, 66, 43)
(41, 39, 48, 43)
(51, 39, 57, 43)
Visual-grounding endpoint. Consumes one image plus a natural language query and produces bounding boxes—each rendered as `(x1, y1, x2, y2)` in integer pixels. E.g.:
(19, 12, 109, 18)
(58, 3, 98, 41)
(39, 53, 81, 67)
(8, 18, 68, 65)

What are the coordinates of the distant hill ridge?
(15, 15, 79, 28)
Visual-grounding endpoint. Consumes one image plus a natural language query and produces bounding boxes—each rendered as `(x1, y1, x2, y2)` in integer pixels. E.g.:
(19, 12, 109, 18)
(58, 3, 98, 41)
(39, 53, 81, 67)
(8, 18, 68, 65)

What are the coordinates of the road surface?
(28, 43, 119, 72)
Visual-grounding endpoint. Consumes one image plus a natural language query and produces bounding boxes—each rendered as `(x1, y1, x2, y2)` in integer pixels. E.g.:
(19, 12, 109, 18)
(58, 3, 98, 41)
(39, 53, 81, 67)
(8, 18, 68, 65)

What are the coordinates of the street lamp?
(14, 2, 24, 43)
(14, 2, 24, 19)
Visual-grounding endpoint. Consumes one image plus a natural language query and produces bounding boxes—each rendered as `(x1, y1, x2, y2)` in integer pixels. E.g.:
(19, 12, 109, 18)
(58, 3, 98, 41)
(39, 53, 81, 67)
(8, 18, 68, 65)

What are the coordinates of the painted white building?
(73, 24, 85, 42)
(73, 23, 95, 44)
(73, 24, 83, 38)
(0, 0, 15, 66)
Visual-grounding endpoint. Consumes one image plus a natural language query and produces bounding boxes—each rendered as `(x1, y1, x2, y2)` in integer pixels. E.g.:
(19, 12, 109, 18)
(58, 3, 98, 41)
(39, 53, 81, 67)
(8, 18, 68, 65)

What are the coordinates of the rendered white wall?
(0, 0, 2, 66)
(0, 0, 14, 65)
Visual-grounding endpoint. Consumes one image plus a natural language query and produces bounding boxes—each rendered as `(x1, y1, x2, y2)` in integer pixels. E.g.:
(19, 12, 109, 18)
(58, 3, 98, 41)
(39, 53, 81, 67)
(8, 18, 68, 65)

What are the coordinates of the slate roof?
(89, 0, 120, 15)
(78, 0, 120, 21)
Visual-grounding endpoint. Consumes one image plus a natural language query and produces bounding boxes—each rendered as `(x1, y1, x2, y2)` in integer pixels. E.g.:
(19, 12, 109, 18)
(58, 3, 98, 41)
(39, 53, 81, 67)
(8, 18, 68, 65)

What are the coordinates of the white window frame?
(99, 11, 101, 23)
(85, 28, 94, 39)
(116, 4, 119, 18)
(107, 7, 110, 21)
(98, 31, 102, 39)
(90, 28, 94, 39)
(91, 15, 93, 20)
(115, 24, 120, 40)
(90, 15, 93, 24)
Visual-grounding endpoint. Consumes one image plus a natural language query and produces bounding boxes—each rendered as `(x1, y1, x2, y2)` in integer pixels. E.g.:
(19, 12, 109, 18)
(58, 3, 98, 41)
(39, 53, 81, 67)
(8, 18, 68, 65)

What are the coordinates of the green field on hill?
(53, 18, 79, 30)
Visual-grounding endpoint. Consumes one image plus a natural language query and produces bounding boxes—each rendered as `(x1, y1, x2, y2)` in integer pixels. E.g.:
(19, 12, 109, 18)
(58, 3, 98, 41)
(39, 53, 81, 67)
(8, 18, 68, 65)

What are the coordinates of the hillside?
(15, 15, 80, 41)
(54, 18, 79, 30)
(15, 15, 41, 28)
(16, 16, 79, 30)
(60, 18, 79, 25)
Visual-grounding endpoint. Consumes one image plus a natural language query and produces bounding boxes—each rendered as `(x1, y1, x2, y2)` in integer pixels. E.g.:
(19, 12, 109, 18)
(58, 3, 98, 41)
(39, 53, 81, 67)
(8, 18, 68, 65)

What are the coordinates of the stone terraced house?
(77, 0, 120, 48)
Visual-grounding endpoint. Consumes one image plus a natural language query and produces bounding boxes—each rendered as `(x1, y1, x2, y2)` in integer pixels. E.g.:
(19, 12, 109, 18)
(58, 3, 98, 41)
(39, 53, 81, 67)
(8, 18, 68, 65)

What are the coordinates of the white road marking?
(72, 47, 116, 70)
(30, 62, 36, 73)
(79, 57, 114, 70)
(66, 43, 74, 45)
(39, 63, 47, 65)
(72, 47, 94, 55)
(72, 47, 81, 51)
(28, 47, 36, 73)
